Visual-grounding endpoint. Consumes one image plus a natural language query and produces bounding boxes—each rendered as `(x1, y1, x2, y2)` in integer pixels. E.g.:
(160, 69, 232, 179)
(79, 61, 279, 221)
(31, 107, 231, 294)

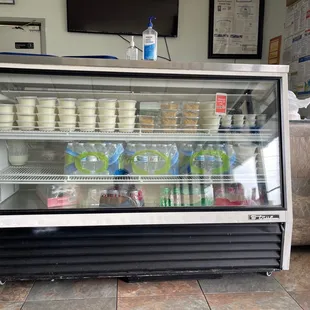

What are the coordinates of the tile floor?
(1, 247, 310, 310)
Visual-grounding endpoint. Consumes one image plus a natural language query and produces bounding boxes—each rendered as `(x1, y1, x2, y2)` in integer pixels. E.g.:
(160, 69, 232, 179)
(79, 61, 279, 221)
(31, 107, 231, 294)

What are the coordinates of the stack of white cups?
(0, 103, 14, 130)
(16, 97, 37, 131)
(97, 99, 117, 132)
(77, 99, 97, 131)
(37, 98, 57, 131)
(232, 114, 245, 129)
(117, 100, 137, 132)
(58, 98, 77, 131)
(199, 102, 221, 130)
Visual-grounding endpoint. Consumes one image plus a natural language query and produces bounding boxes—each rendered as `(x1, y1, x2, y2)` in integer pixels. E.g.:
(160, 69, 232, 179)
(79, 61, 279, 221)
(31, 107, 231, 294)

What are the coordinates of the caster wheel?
(266, 271, 273, 277)
(0, 281, 6, 286)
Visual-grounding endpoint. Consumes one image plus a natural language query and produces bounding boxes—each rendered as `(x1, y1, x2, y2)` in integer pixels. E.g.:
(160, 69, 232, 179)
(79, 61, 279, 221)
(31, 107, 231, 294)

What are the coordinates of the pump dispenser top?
(126, 36, 138, 60)
(143, 16, 158, 61)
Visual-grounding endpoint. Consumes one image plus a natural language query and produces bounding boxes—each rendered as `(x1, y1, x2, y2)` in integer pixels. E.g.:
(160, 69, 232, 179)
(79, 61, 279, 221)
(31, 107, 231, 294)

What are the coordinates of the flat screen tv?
(67, 0, 179, 37)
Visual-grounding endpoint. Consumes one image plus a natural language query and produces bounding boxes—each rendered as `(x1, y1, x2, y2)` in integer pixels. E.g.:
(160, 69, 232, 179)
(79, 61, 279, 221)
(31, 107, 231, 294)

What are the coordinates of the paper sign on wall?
(215, 93, 227, 115)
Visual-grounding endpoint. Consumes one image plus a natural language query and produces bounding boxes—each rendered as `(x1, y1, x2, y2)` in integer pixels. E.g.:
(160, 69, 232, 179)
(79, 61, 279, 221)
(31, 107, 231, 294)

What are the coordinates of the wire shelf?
(0, 127, 274, 142)
(0, 164, 278, 185)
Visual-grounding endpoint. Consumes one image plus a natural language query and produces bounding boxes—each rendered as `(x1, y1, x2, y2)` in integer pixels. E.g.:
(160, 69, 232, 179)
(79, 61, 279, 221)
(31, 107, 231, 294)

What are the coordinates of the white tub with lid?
(16, 104, 36, 115)
(0, 113, 15, 122)
(77, 99, 97, 109)
(98, 98, 117, 109)
(0, 104, 14, 114)
(16, 96, 37, 106)
(37, 97, 57, 107)
(58, 98, 77, 108)
(118, 100, 136, 109)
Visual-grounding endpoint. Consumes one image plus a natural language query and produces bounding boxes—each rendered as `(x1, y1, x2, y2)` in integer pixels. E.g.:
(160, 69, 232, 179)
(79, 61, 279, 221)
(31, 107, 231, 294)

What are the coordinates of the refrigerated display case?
(0, 56, 291, 281)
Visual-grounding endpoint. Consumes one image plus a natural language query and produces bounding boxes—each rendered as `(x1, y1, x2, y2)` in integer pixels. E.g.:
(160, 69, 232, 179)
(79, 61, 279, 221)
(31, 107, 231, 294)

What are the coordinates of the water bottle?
(136, 143, 149, 173)
(150, 144, 158, 173)
(225, 143, 236, 173)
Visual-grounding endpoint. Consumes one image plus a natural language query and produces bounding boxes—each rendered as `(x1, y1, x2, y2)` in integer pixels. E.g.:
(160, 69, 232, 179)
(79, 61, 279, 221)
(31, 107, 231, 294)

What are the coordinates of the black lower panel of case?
(0, 224, 282, 281)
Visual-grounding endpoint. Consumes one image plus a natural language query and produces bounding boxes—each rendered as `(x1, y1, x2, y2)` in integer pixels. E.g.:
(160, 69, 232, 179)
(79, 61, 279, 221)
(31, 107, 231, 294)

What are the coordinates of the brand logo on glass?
(249, 215, 280, 220)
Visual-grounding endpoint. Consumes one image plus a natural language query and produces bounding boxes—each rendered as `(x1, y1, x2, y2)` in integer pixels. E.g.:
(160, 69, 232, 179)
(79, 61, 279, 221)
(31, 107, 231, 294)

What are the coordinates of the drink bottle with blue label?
(143, 16, 158, 61)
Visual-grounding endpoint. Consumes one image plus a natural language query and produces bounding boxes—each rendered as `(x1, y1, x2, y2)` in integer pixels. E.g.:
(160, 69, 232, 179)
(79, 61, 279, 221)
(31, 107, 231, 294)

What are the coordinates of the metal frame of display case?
(0, 56, 292, 280)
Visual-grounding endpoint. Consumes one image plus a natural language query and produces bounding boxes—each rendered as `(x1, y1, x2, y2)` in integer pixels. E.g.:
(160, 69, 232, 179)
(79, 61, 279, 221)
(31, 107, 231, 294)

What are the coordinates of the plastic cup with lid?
(77, 99, 97, 109)
(78, 122, 96, 132)
(16, 96, 37, 106)
(118, 116, 136, 125)
(98, 123, 116, 132)
(118, 123, 136, 133)
(118, 100, 136, 109)
(37, 97, 57, 108)
(17, 114, 36, 122)
(16, 120, 35, 131)
(0, 122, 14, 130)
(59, 114, 77, 123)
(79, 115, 97, 124)
(98, 115, 117, 123)
(0, 104, 14, 114)
(38, 121, 56, 131)
(58, 107, 76, 116)
(118, 108, 136, 117)
(58, 122, 76, 132)
(0, 113, 15, 123)
(98, 98, 117, 109)
(16, 104, 36, 115)
(77, 107, 96, 116)
(37, 113, 56, 122)
(36, 106, 55, 114)
(97, 108, 116, 116)
(58, 98, 77, 108)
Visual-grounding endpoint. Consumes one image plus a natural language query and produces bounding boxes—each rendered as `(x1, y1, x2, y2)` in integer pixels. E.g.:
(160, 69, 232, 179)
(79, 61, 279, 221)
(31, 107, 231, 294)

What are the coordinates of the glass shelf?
(0, 164, 278, 185)
(0, 128, 274, 143)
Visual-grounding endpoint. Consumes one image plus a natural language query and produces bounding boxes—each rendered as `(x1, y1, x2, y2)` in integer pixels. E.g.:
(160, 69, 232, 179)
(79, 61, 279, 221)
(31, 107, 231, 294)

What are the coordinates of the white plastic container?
(118, 108, 136, 117)
(245, 120, 256, 127)
(98, 98, 117, 109)
(79, 115, 97, 124)
(16, 96, 37, 106)
(118, 100, 136, 109)
(233, 120, 245, 127)
(16, 120, 35, 131)
(17, 114, 36, 122)
(118, 123, 136, 133)
(233, 114, 245, 121)
(78, 122, 96, 132)
(77, 107, 96, 116)
(0, 104, 14, 114)
(200, 109, 215, 117)
(221, 115, 233, 122)
(245, 114, 256, 122)
(98, 123, 116, 132)
(37, 97, 57, 107)
(16, 104, 36, 115)
(37, 106, 55, 114)
(0, 122, 13, 130)
(77, 99, 97, 109)
(97, 108, 116, 116)
(200, 116, 221, 125)
(118, 116, 136, 125)
(59, 114, 77, 123)
(58, 122, 76, 132)
(37, 113, 56, 122)
(98, 115, 117, 123)
(38, 121, 56, 131)
(58, 107, 76, 116)
(7, 141, 28, 166)
(58, 98, 77, 108)
(0, 113, 14, 123)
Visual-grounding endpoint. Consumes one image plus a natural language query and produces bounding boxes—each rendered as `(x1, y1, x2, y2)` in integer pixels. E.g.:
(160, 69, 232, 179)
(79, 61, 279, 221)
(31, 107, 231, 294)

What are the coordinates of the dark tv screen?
(67, 0, 179, 37)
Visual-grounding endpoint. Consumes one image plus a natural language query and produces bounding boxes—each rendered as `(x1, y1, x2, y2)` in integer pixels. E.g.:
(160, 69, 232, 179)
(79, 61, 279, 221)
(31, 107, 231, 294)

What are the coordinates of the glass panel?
(0, 72, 282, 212)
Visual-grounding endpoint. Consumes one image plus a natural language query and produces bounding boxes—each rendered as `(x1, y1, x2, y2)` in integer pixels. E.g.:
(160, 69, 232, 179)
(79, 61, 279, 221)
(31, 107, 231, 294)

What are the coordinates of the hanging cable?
(164, 37, 171, 61)
(118, 34, 171, 61)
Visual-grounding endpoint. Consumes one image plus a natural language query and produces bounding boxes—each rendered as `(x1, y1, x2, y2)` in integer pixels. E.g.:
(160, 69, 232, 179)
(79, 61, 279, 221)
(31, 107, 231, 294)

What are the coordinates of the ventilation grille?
(0, 224, 282, 280)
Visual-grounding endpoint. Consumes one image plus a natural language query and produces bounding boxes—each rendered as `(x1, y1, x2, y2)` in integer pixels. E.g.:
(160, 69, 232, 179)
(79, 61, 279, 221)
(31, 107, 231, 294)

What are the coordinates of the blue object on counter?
(63, 55, 118, 59)
(0, 52, 56, 57)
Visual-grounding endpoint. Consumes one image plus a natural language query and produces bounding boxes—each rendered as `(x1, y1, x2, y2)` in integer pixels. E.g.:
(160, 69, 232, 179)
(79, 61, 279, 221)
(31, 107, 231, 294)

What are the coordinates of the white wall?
(0, 0, 286, 64)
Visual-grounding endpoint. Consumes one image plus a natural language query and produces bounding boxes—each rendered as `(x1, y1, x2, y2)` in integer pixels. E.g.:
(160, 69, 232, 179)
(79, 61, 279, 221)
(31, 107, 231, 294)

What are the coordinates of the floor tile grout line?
(285, 291, 306, 310)
(197, 280, 212, 310)
(20, 280, 36, 310)
(270, 276, 304, 310)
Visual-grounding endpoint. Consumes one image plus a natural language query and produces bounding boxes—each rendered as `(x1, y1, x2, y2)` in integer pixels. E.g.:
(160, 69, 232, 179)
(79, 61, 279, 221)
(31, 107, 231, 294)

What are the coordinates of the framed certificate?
(208, 0, 265, 59)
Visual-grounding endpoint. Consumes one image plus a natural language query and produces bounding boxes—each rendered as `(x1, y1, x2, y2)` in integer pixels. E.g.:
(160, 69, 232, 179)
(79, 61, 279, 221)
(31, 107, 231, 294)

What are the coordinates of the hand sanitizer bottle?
(143, 16, 158, 61)
(126, 36, 139, 60)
